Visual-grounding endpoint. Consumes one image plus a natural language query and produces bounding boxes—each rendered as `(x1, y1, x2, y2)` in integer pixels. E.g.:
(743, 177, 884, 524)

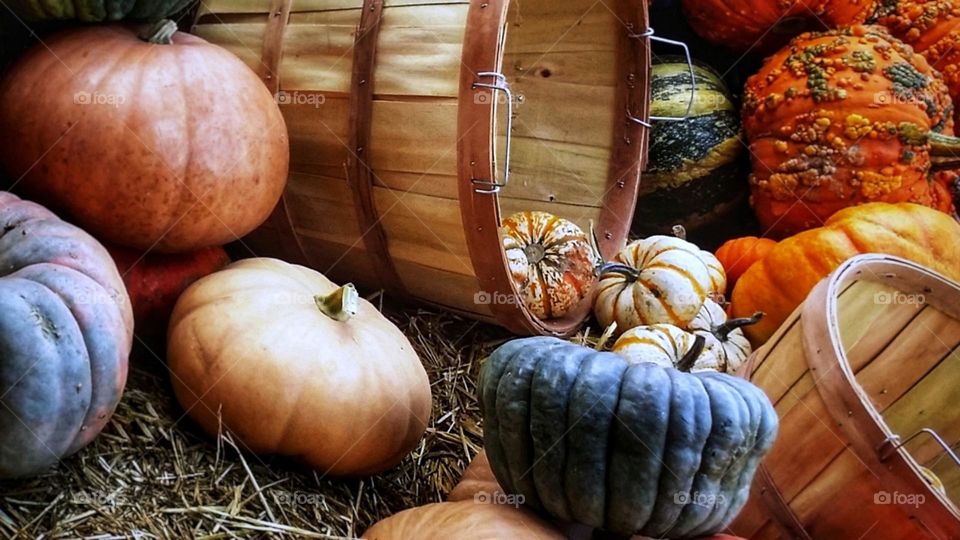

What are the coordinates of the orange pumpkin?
(743, 25, 959, 237)
(874, 0, 960, 124)
(715, 236, 777, 293)
(731, 202, 960, 344)
(447, 450, 502, 503)
(362, 501, 564, 540)
(167, 258, 431, 476)
(682, 0, 874, 53)
(0, 21, 288, 252)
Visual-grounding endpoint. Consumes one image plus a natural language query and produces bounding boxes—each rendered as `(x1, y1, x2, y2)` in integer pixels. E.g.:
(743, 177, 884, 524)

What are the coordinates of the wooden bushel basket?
(192, 0, 671, 336)
(732, 255, 960, 539)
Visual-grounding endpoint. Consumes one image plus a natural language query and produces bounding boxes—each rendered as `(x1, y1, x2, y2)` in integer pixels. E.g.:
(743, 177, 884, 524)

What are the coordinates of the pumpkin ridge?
(495, 342, 552, 508)
(645, 261, 708, 298)
(16, 265, 125, 453)
(693, 374, 756, 535)
(635, 278, 684, 327)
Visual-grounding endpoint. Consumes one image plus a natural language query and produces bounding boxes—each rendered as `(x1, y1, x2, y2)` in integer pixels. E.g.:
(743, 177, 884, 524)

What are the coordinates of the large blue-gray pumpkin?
(0, 192, 133, 478)
(479, 337, 778, 538)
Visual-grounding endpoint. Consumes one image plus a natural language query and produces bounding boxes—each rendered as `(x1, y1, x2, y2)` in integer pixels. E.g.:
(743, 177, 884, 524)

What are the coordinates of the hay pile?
(0, 305, 545, 538)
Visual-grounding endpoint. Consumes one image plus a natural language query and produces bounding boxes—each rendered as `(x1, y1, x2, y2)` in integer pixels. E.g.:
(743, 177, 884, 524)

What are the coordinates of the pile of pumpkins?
(4, 1, 960, 539)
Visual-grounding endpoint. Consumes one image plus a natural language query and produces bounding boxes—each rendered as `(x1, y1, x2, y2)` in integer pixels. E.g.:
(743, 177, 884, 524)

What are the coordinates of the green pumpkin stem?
(713, 311, 764, 341)
(927, 132, 960, 171)
(140, 19, 178, 45)
(599, 262, 639, 282)
(676, 334, 707, 373)
(315, 284, 359, 322)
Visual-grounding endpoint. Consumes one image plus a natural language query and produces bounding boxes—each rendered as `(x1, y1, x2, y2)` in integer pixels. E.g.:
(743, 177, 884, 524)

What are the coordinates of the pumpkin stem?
(599, 262, 639, 282)
(315, 284, 359, 322)
(713, 311, 764, 341)
(671, 224, 687, 240)
(140, 19, 178, 45)
(676, 334, 706, 373)
(928, 132, 960, 171)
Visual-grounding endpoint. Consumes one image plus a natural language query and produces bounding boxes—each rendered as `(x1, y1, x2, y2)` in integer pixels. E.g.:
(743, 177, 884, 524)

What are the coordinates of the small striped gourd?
(501, 211, 599, 320)
(632, 57, 751, 246)
(611, 300, 760, 374)
(594, 236, 725, 334)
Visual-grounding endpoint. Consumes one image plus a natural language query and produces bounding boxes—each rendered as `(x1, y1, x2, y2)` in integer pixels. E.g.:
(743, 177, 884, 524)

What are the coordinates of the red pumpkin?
(715, 236, 777, 293)
(107, 244, 230, 341)
(0, 192, 133, 478)
(682, 0, 874, 53)
(743, 25, 958, 237)
(0, 21, 288, 252)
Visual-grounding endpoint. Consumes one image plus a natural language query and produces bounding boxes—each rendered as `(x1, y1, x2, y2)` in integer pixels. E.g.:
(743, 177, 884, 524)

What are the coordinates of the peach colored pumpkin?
(167, 258, 431, 476)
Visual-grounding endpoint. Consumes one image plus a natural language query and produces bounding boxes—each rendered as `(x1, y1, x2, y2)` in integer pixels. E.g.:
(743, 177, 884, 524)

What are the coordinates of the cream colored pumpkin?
(595, 236, 725, 333)
(611, 324, 705, 370)
(501, 211, 599, 320)
(167, 258, 432, 476)
(688, 299, 759, 374)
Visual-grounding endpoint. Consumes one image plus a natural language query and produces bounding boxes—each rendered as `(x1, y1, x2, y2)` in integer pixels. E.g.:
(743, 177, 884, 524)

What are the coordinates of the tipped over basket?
(732, 254, 960, 539)
(191, 0, 669, 335)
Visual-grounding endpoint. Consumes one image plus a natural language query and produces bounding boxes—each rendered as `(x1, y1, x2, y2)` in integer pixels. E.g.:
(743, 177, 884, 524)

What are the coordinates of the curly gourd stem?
(315, 284, 359, 322)
(928, 132, 960, 171)
(676, 334, 707, 373)
(599, 262, 640, 282)
(140, 19, 177, 45)
(713, 312, 764, 341)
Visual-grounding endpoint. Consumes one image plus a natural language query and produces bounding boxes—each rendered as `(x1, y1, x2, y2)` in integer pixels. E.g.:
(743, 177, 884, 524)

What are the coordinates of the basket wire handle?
(472, 72, 513, 194)
(626, 27, 695, 128)
(878, 427, 960, 468)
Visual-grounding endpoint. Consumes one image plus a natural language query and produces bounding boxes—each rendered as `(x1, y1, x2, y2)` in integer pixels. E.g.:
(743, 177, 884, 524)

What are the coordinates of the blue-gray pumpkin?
(479, 337, 778, 539)
(0, 192, 133, 479)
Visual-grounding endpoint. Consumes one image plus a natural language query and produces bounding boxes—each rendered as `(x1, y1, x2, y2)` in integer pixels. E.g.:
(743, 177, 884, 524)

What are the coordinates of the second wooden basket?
(191, 0, 684, 335)
(733, 254, 960, 539)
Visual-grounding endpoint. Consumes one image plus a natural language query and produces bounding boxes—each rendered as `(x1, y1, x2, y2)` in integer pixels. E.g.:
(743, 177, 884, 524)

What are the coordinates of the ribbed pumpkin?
(632, 57, 750, 246)
(612, 301, 759, 374)
(731, 202, 960, 344)
(5, 0, 191, 21)
(873, 0, 960, 124)
(0, 192, 133, 478)
(594, 236, 726, 333)
(682, 0, 875, 53)
(502, 211, 599, 320)
(480, 337, 778, 538)
(612, 324, 706, 370)
(0, 21, 288, 252)
(167, 258, 431, 476)
(743, 25, 959, 237)
(714, 236, 777, 293)
(687, 300, 760, 374)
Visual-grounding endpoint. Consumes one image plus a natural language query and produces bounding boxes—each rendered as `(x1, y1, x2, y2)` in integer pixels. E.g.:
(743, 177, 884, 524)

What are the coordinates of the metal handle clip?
(472, 72, 513, 194)
(626, 27, 696, 128)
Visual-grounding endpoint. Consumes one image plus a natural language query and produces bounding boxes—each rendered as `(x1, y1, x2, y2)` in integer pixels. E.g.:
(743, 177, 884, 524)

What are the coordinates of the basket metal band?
(258, 0, 314, 268)
(345, 0, 409, 297)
